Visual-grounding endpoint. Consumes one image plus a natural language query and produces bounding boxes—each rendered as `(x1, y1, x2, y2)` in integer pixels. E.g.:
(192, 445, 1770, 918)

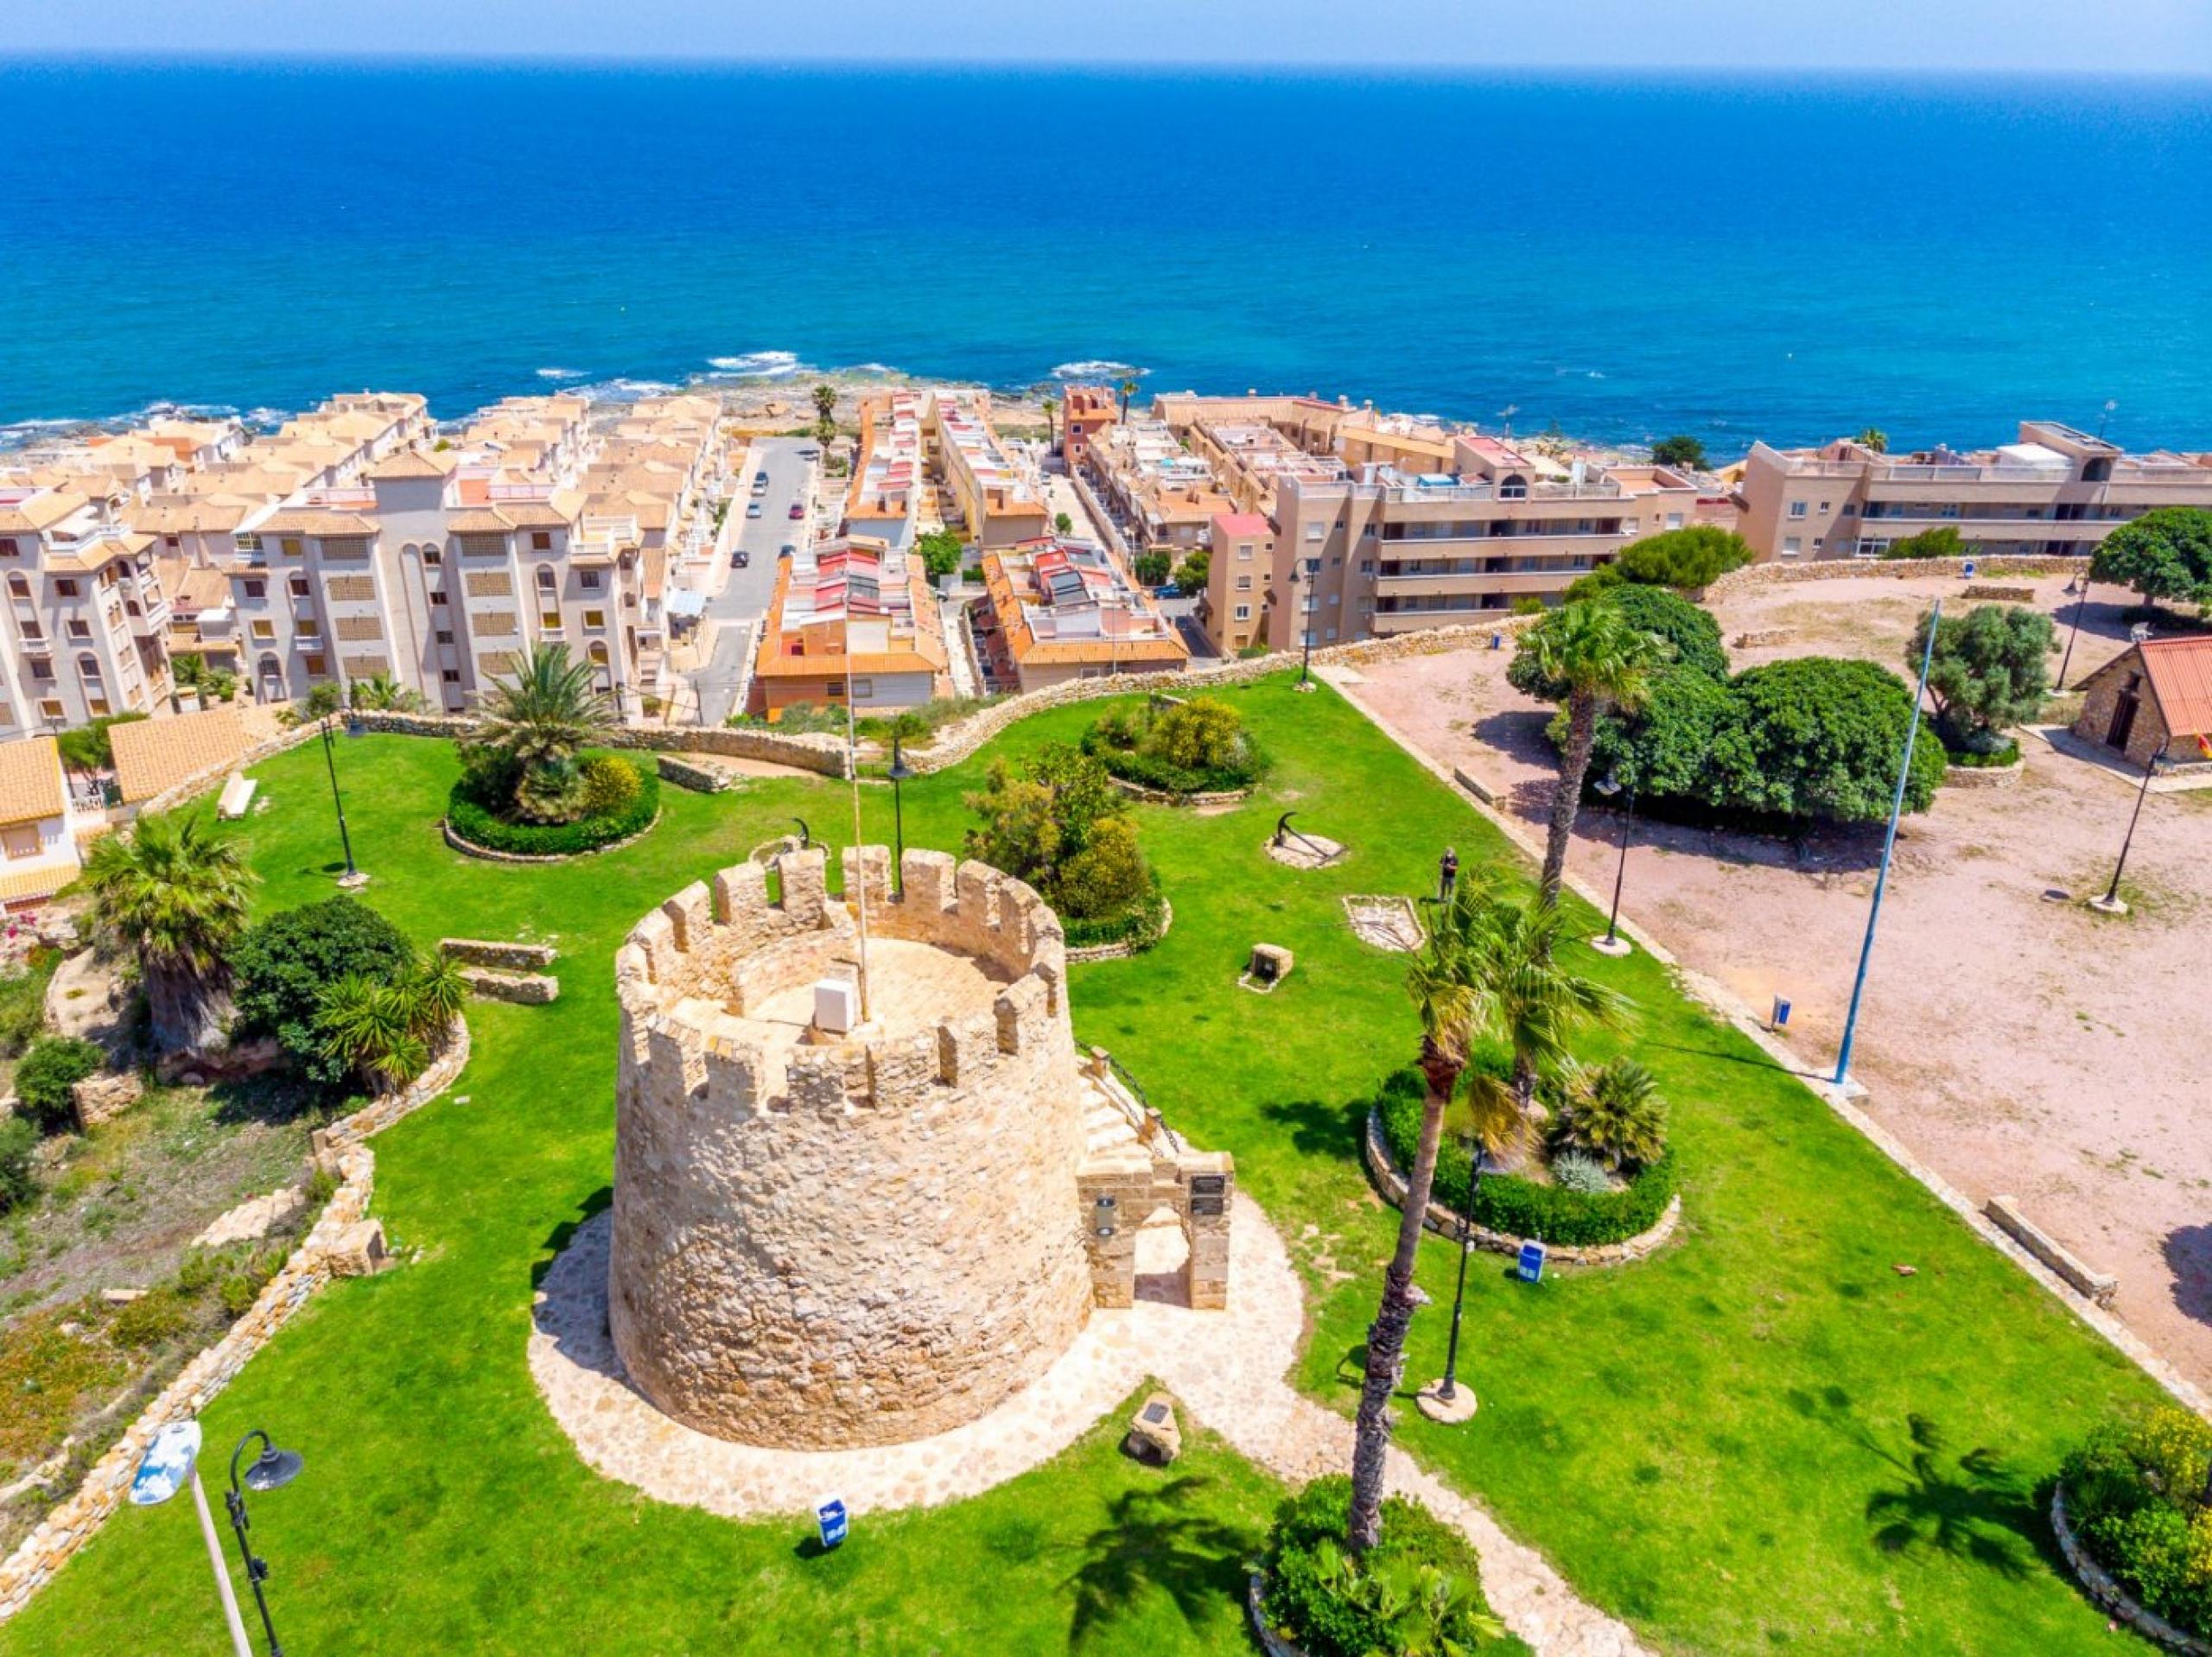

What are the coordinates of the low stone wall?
(346, 711, 850, 779)
(1248, 1574, 1306, 1657)
(440, 811, 660, 864)
(1703, 553, 2077, 604)
(461, 967, 558, 1005)
(2052, 1485, 2212, 1656)
(1963, 583, 2038, 602)
(654, 752, 732, 793)
(1065, 898, 1174, 964)
(440, 938, 556, 970)
(0, 1014, 469, 1622)
(1945, 755, 2026, 790)
(1107, 778, 1255, 809)
(1363, 1108, 1681, 1267)
(1987, 1194, 2117, 1306)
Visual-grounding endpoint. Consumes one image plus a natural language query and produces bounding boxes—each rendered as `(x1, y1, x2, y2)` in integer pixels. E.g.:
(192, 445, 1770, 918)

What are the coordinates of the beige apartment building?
(928, 390, 1049, 548)
(1258, 435, 1701, 650)
(0, 481, 170, 733)
(1737, 421, 2212, 562)
(1080, 420, 1239, 555)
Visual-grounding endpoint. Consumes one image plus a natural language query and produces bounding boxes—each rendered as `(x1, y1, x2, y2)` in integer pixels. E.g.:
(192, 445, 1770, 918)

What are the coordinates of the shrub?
(1616, 525, 1753, 590)
(1553, 1057, 1668, 1169)
(1082, 697, 1267, 794)
(218, 1246, 289, 1319)
(1261, 1475, 1506, 1657)
(54, 712, 149, 774)
(0, 949, 60, 1059)
(15, 1037, 105, 1132)
(1059, 874, 1168, 953)
(1580, 663, 1735, 802)
(1910, 604, 2054, 746)
(1054, 817, 1150, 921)
(1377, 1068, 1677, 1247)
(1171, 549, 1211, 594)
(2090, 506, 2212, 613)
(916, 528, 964, 581)
(1946, 736, 2021, 768)
(108, 1287, 192, 1350)
(0, 1117, 38, 1215)
(2063, 1409, 2212, 1637)
(447, 753, 658, 856)
(1712, 657, 1947, 825)
(578, 753, 642, 817)
(1650, 434, 1707, 471)
(1603, 585, 1729, 681)
(232, 897, 416, 1087)
(1552, 1151, 1614, 1195)
(1134, 550, 1173, 587)
(1880, 525, 1966, 562)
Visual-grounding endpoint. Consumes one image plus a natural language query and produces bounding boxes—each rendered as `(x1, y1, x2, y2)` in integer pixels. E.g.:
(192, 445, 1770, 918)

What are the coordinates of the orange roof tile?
(2139, 637, 2212, 740)
(110, 706, 249, 804)
(0, 737, 66, 827)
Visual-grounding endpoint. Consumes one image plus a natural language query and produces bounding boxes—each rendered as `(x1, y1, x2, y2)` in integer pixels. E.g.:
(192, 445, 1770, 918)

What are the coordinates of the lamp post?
(1435, 1145, 1484, 1406)
(2056, 575, 2091, 691)
(224, 1429, 304, 1657)
(1590, 772, 1636, 957)
(2093, 738, 2167, 915)
(887, 735, 912, 892)
(319, 713, 364, 887)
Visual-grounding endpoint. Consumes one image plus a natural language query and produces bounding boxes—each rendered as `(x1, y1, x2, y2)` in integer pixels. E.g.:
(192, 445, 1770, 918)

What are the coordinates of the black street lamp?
(2056, 575, 2092, 690)
(2093, 738, 2167, 915)
(319, 713, 362, 886)
(887, 736, 912, 892)
(225, 1429, 304, 1657)
(1591, 772, 1636, 955)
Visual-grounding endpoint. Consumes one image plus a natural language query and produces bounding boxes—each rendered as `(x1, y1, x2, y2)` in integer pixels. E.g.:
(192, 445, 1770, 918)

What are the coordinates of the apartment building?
(843, 390, 925, 550)
(1081, 420, 1240, 554)
(748, 536, 950, 720)
(1737, 421, 2212, 562)
(0, 482, 169, 732)
(0, 735, 104, 910)
(1204, 512, 1275, 654)
(1184, 419, 1349, 515)
(928, 390, 1049, 548)
(1263, 436, 1701, 648)
(1058, 384, 1120, 473)
(974, 536, 1188, 692)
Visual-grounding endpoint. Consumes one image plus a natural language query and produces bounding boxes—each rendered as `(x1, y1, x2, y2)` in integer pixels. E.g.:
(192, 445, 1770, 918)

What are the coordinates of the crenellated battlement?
(613, 846, 1071, 1121)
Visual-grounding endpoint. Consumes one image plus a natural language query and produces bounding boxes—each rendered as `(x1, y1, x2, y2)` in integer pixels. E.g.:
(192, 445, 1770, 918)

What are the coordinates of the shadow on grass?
(1641, 1038, 1831, 1083)
(1060, 1476, 1253, 1652)
(207, 1069, 340, 1129)
(532, 1185, 613, 1291)
(1792, 1394, 2047, 1580)
(1260, 1095, 1368, 1162)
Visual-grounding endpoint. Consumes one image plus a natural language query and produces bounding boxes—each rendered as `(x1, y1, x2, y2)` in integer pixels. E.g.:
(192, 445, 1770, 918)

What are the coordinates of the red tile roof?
(2140, 637, 2212, 740)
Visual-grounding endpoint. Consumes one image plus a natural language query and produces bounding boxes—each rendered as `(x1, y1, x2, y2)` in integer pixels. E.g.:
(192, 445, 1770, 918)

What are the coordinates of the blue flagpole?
(1834, 599, 1940, 1089)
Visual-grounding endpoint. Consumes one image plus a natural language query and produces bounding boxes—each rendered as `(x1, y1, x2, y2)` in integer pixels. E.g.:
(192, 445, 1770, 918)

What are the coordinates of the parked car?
(788, 503, 804, 519)
(753, 470, 769, 485)
(796, 447, 820, 460)
(746, 502, 763, 518)
(730, 549, 749, 568)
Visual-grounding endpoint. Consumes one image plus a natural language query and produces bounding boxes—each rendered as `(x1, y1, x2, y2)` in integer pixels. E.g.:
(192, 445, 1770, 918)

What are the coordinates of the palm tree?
(1514, 602, 1661, 909)
(1855, 427, 1890, 454)
(81, 811, 256, 1057)
(1554, 1057, 1667, 1170)
(471, 644, 613, 822)
(1117, 377, 1139, 419)
(1040, 394, 1059, 455)
(1459, 893, 1627, 1129)
(315, 974, 427, 1092)
(1347, 879, 1491, 1552)
(348, 672, 426, 714)
(810, 382, 838, 448)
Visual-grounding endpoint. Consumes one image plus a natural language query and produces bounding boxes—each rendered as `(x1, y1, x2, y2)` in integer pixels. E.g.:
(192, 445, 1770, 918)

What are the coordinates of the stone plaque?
(1190, 1175, 1225, 1196)
(1190, 1195, 1225, 1217)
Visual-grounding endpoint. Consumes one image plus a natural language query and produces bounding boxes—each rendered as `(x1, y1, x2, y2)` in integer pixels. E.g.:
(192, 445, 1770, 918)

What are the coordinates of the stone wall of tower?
(607, 847, 1093, 1450)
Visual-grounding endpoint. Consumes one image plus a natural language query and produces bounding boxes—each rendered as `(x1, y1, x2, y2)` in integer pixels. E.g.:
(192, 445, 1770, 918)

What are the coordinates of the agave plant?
(1554, 1057, 1668, 1170)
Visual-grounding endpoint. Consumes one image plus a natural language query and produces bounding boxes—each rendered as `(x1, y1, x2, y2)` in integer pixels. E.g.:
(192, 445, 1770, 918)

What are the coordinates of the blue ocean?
(3, 59, 2211, 453)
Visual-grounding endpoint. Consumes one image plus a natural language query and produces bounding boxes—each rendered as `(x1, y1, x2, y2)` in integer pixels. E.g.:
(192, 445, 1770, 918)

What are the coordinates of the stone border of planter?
(440, 938, 557, 970)
(1247, 1573, 1307, 1657)
(1065, 898, 1174, 964)
(1944, 753, 2026, 790)
(1108, 776, 1256, 809)
(440, 809, 660, 864)
(2051, 1484, 2212, 1656)
(0, 1018, 469, 1622)
(1363, 1108, 1681, 1267)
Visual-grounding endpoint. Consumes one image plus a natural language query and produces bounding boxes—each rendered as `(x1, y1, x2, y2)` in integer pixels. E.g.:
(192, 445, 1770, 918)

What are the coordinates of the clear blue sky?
(5, 0, 2210, 75)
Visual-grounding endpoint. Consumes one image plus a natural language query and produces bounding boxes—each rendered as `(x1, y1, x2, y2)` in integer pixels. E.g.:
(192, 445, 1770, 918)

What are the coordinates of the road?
(691, 435, 819, 725)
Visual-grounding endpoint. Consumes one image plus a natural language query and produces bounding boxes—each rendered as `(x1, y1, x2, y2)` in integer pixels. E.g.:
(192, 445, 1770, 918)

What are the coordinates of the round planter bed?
(1944, 751, 2026, 790)
(1106, 775, 1255, 809)
(2052, 1484, 2212, 1655)
(1364, 1106, 1681, 1267)
(442, 809, 661, 864)
(1065, 897, 1173, 963)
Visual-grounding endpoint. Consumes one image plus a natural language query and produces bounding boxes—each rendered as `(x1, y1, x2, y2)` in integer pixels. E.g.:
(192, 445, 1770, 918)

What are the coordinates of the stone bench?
(1986, 1195, 2117, 1305)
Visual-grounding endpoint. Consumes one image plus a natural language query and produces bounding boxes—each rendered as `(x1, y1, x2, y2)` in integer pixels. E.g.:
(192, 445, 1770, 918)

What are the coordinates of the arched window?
(2082, 457, 2113, 484)
(587, 641, 610, 665)
(5, 575, 26, 599)
(536, 565, 558, 592)
(77, 653, 101, 681)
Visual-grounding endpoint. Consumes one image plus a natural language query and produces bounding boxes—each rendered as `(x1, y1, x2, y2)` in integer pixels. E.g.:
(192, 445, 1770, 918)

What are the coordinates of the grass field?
(0, 677, 2169, 1654)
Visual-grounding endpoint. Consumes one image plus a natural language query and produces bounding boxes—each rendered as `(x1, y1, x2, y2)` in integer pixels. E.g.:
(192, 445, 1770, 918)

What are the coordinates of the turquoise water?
(4, 60, 2211, 450)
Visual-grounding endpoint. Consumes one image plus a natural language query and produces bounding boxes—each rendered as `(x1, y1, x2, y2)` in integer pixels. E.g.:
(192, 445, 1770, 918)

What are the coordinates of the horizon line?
(4, 50, 2211, 83)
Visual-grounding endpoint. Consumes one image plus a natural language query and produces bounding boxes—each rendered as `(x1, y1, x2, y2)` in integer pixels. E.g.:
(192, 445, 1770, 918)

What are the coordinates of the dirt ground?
(1343, 571, 2212, 1386)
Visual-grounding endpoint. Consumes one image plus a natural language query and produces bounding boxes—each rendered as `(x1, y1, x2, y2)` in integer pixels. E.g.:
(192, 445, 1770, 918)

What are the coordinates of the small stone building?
(2072, 637, 2212, 769)
(608, 845, 1231, 1452)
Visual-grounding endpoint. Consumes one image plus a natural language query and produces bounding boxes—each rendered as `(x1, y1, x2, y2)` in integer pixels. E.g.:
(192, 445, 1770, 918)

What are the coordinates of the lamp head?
(242, 1443, 304, 1493)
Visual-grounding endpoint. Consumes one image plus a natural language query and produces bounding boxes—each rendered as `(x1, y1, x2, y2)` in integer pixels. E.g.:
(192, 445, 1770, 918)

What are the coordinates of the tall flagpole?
(843, 689, 873, 1023)
(1834, 599, 1939, 1090)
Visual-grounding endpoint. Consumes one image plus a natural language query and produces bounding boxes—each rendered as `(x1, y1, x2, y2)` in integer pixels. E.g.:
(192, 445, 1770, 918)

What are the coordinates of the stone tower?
(607, 845, 1096, 1450)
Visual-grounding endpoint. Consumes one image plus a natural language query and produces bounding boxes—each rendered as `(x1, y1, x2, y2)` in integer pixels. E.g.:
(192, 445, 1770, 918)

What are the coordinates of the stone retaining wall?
(1945, 756, 2027, 790)
(2052, 1485, 2212, 1655)
(654, 753, 732, 793)
(0, 1015, 469, 1622)
(1065, 898, 1174, 964)
(1363, 1108, 1681, 1267)
(1107, 778, 1255, 809)
(1702, 553, 2077, 604)
(440, 938, 557, 970)
(461, 967, 558, 1005)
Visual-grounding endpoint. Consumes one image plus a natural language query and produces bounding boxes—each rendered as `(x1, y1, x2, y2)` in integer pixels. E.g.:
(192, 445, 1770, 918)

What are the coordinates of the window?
(38, 699, 63, 721)
(823, 678, 847, 699)
(1622, 517, 1639, 536)
(1840, 502, 1859, 517)
(540, 611, 563, 632)
(1304, 523, 1323, 543)
(251, 619, 276, 640)
(302, 653, 327, 676)
(441, 668, 461, 683)
(1787, 501, 1808, 519)
(77, 653, 100, 681)
(0, 539, 16, 558)
(583, 609, 606, 630)
(165, 535, 181, 549)
(430, 591, 447, 606)
(296, 614, 321, 638)
(588, 643, 612, 668)
(16, 621, 37, 641)
(1, 825, 36, 862)
(3, 575, 22, 600)
(1358, 559, 1375, 575)
(531, 531, 552, 551)
(1234, 576, 1251, 591)
(579, 571, 601, 593)
(280, 536, 302, 557)
(1237, 545, 1253, 560)
(535, 566, 557, 592)
(1782, 536, 1802, 557)
(289, 575, 310, 597)
(1233, 604, 1251, 620)
(423, 548, 442, 567)
(28, 657, 51, 681)
(1664, 513, 1684, 530)
(54, 579, 78, 598)
(243, 579, 266, 600)
(435, 629, 454, 644)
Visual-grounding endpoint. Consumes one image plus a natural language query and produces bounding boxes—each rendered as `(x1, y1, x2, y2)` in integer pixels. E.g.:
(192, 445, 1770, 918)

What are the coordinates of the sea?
(4, 58, 2212, 454)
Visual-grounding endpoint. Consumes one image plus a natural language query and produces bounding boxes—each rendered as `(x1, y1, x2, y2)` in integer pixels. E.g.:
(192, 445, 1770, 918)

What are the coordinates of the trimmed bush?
(15, 1036, 105, 1132)
(1376, 1068, 1676, 1248)
(2062, 1409, 2212, 1638)
(1946, 736, 2022, 769)
(1083, 697, 1268, 795)
(1261, 1474, 1508, 1657)
(232, 896, 416, 1087)
(1060, 873, 1167, 954)
(447, 752, 658, 856)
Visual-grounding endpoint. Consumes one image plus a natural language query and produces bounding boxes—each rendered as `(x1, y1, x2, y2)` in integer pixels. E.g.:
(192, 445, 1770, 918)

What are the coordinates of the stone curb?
(2051, 1484, 2212, 1655)
(440, 809, 660, 864)
(0, 1017, 470, 1622)
(1107, 776, 1256, 809)
(1363, 1108, 1681, 1267)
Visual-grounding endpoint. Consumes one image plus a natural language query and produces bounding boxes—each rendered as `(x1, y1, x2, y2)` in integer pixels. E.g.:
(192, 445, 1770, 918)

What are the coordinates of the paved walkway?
(530, 1193, 1647, 1655)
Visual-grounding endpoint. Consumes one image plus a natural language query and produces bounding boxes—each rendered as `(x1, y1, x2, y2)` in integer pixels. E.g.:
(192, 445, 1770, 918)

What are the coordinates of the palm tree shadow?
(1059, 1476, 1253, 1652)
(1854, 1412, 2043, 1580)
(1260, 1095, 1367, 1161)
(532, 1185, 613, 1291)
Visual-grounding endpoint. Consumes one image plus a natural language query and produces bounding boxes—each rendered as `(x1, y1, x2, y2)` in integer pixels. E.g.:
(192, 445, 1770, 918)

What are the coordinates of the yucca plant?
(406, 950, 470, 1038)
(315, 973, 429, 1091)
(1554, 1057, 1668, 1170)
(81, 811, 256, 1057)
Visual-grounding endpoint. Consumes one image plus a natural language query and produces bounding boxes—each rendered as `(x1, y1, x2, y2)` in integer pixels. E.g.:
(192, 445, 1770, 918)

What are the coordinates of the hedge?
(2060, 1409, 2212, 1638)
(1945, 736, 2022, 769)
(1090, 743, 1261, 796)
(1061, 876, 1167, 953)
(446, 754, 659, 857)
(1376, 1068, 1678, 1248)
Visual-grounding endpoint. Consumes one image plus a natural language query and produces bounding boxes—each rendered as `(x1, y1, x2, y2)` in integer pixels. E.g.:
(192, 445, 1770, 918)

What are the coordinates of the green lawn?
(0, 680, 2168, 1654)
